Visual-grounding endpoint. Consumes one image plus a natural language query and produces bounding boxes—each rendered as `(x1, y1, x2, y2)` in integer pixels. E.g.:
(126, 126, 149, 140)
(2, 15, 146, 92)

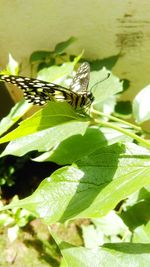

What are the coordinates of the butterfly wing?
(69, 62, 90, 93)
(0, 74, 76, 105)
(0, 62, 93, 108)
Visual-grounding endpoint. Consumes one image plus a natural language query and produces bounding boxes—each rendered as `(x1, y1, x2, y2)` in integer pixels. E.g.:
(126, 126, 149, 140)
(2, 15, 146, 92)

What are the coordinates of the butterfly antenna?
(90, 73, 110, 91)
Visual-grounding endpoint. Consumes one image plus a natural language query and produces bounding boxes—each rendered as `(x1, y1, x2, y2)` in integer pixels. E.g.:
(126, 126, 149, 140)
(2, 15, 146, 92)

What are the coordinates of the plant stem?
(91, 108, 141, 132)
(94, 118, 150, 149)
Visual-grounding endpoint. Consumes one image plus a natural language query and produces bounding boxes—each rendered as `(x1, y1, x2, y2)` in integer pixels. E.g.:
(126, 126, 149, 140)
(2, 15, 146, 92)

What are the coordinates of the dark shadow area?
(121, 78, 130, 92)
(1, 154, 58, 199)
(24, 238, 60, 266)
(87, 54, 121, 71)
(23, 223, 60, 266)
(0, 83, 14, 119)
(115, 100, 132, 115)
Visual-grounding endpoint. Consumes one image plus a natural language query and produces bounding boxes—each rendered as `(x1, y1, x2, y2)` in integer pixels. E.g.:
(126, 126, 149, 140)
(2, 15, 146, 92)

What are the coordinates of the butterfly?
(0, 62, 94, 109)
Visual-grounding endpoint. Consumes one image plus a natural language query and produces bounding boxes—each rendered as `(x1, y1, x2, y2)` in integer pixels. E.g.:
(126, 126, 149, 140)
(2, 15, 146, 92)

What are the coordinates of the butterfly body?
(0, 62, 94, 109)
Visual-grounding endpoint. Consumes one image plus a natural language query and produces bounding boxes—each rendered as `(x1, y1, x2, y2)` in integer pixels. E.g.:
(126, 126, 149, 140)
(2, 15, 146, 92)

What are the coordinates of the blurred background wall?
(0, 0, 150, 117)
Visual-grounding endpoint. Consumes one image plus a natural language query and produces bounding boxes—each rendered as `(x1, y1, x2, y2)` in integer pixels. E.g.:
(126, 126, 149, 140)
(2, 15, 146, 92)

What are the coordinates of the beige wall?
(0, 0, 150, 101)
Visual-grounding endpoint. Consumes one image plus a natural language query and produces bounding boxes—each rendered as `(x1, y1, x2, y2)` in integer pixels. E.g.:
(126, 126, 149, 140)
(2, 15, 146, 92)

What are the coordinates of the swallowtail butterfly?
(0, 62, 94, 109)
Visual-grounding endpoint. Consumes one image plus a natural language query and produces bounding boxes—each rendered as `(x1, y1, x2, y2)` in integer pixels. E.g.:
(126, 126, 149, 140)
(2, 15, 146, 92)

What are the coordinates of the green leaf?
(29, 50, 53, 63)
(37, 52, 83, 84)
(6, 54, 19, 75)
(82, 224, 104, 248)
(90, 211, 131, 244)
(139, 185, 150, 201)
(121, 198, 150, 230)
(93, 96, 116, 114)
(132, 222, 150, 243)
(54, 37, 77, 55)
(60, 258, 68, 267)
(1, 143, 150, 224)
(0, 211, 14, 227)
(133, 85, 150, 123)
(61, 243, 150, 267)
(89, 68, 123, 104)
(0, 55, 19, 76)
(0, 100, 32, 136)
(0, 102, 85, 144)
(35, 126, 127, 165)
(0, 120, 89, 157)
(121, 186, 150, 210)
(37, 62, 75, 83)
(120, 186, 150, 230)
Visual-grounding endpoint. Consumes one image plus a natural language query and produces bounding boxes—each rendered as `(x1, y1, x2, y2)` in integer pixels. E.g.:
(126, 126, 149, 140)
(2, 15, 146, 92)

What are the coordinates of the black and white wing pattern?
(0, 62, 93, 109)
(70, 62, 90, 93)
(0, 75, 75, 106)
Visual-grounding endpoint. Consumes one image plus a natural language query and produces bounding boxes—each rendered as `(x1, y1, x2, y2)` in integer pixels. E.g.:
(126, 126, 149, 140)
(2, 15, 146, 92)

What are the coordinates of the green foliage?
(61, 243, 150, 267)
(133, 84, 150, 123)
(0, 196, 34, 229)
(29, 36, 77, 74)
(29, 37, 76, 64)
(0, 159, 15, 186)
(0, 39, 150, 266)
(0, 100, 31, 137)
(2, 143, 150, 225)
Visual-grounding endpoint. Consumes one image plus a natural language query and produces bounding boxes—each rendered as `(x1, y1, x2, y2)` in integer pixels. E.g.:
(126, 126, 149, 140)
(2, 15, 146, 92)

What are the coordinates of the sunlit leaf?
(132, 222, 150, 243)
(61, 243, 150, 267)
(37, 62, 75, 83)
(0, 102, 86, 144)
(89, 68, 123, 104)
(1, 143, 150, 224)
(133, 84, 150, 123)
(34, 126, 128, 165)
(0, 120, 89, 157)
(6, 54, 19, 75)
(0, 100, 31, 136)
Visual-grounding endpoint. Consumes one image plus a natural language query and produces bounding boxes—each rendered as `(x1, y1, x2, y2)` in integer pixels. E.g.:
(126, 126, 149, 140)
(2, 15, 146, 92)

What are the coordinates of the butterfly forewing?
(0, 75, 76, 106)
(70, 62, 90, 93)
(0, 62, 93, 108)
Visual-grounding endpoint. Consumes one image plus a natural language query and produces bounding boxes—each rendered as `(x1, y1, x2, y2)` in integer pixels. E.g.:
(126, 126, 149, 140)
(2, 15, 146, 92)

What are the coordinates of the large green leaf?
(0, 120, 89, 157)
(61, 243, 150, 267)
(0, 124, 129, 162)
(0, 102, 86, 144)
(34, 126, 128, 165)
(1, 143, 150, 224)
